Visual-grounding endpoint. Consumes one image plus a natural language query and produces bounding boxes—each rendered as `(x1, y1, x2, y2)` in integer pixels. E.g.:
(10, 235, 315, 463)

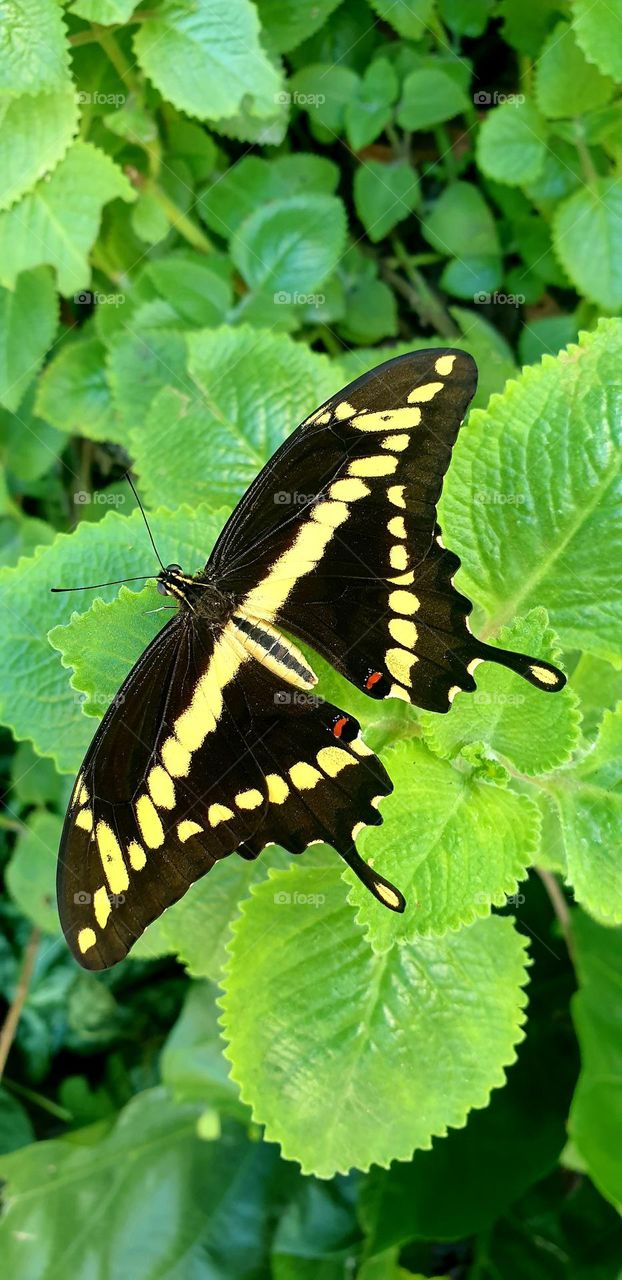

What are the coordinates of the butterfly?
(57, 349, 566, 969)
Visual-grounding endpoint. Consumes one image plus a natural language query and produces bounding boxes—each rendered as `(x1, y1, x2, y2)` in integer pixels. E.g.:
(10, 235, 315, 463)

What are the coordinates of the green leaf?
(353, 161, 420, 242)
(553, 181, 622, 312)
(222, 873, 529, 1176)
(0, 512, 55, 568)
(11, 740, 69, 810)
(569, 652, 622, 740)
(336, 278, 398, 346)
(0, 141, 135, 295)
(288, 64, 359, 138)
(0, 85, 77, 213)
(570, 910, 622, 1208)
(230, 194, 347, 309)
(345, 739, 539, 951)
(518, 314, 580, 366)
(0, 0, 70, 94)
(147, 256, 232, 327)
(344, 58, 399, 151)
(397, 67, 469, 131)
(199, 152, 337, 239)
(70, 0, 137, 23)
(548, 706, 622, 926)
(35, 334, 120, 443)
(6, 810, 61, 936)
(0, 1088, 286, 1279)
(134, 0, 281, 124)
(441, 255, 502, 299)
(439, 0, 493, 37)
(368, 0, 435, 40)
(572, 0, 622, 81)
(536, 21, 614, 119)
(0, 385, 65, 485)
(161, 980, 249, 1118)
(441, 318, 622, 663)
(499, 0, 561, 55)
(131, 326, 340, 512)
(421, 610, 579, 776)
(422, 180, 500, 258)
(477, 99, 548, 186)
(0, 269, 57, 413)
(0, 506, 221, 772)
(107, 326, 188, 435)
(257, 0, 345, 54)
(0, 1091, 34, 1156)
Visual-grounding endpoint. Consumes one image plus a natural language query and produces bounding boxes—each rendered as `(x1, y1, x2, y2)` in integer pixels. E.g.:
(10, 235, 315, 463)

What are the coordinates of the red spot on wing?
(365, 671, 383, 690)
(333, 716, 348, 739)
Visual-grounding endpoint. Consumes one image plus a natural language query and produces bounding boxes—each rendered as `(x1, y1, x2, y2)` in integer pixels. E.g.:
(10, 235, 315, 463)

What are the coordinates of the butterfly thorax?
(157, 564, 233, 624)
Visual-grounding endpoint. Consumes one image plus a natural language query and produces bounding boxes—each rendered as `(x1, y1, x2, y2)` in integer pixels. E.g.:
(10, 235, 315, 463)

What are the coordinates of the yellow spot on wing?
(161, 736, 191, 778)
(388, 485, 406, 508)
(78, 928, 96, 954)
(374, 880, 402, 907)
(97, 821, 129, 894)
(317, 411, 331, 424)
(208, 803, 234, 827)
(448, 685, 461, 704)
(178, 820, 202, 842)
(78, 784, 88, 806)
(408, 381, 443, 402)
(388, 570, 415, 585)
(352, 407, 421, 431)
(148, 766, 175, 810)
(389, 683, 411, 702)
(386, 648, 417, 685)
(335, 401, 355, 419)
(351, 737, 373, 757)
(389, 545, 409, 571)
(266, 774, 289, 804)
(330, 478, 369, 501)
(242, 518, 339, 621)
(128, 841, 146, 870)
(389, 589, 419, 615)
(382, 433, 409, 451)
(435, 354, 456, 376)
(71, 772, 84, 806)
(135, 795, 165, 849)
(174, 621, 245, 753)
(76, 808, 93, 832)
(235, 788, 263, 810)
(529, 664, 560, 686)
(389, 617, 418, 647)
(317, 746, 355, 777)
(94, 885, 111, 928)
(352, 822, 366, 840)
(348, 455, 398, 477)
(388, 515, 407, 539)
(312, 500, 349, 528)
(289, 761, 322, 790)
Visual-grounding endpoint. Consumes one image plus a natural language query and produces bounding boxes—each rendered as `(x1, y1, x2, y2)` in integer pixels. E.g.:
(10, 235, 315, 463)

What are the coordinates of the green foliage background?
(0, 1, 621, 1276)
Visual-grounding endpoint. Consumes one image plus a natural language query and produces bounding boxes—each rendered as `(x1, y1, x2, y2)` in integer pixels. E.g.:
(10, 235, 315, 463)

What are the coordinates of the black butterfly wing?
(211, 349, 565, 710)
(59, 614, 396, 971)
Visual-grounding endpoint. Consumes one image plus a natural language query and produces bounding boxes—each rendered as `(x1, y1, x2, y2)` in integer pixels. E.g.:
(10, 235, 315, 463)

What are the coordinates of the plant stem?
(388, 239, 458, 337)
(435, 124, 458, 179)
(150, 184, 214, 253)
(0, 929, 41, 1081)
(3, 1077, 73, 1122)
(536, 867, 575, 960)
(573, 119, 599, 190)
(93, 24, 141, 94)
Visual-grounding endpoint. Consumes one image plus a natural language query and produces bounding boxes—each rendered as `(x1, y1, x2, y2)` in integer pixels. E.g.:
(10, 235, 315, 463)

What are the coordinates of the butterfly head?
(157, 563, 187, 599)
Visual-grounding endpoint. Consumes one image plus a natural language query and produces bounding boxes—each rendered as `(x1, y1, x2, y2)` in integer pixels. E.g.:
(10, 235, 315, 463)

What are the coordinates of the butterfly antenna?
(125, 472, 166, 571)
(51, 576, 155, 593)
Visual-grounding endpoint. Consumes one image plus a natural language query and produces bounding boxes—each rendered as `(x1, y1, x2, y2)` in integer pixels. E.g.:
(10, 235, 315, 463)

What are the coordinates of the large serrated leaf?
(345, 739, 540, 952)
(0, 269, 58, 413)
(0, 0, 70, 94)
(35, 334, 120, 442)
(131, 326, 342, 511)
(0, 142, 134, 294)
(553, 181, 622, 312)
(421, 610, 579, 776)
(441, 319, 622, 664)
(221, 865, 529, 1176)
(134, 0, 281, 123)
(0, 505, 223, 772)
(0, 85, 77, 212)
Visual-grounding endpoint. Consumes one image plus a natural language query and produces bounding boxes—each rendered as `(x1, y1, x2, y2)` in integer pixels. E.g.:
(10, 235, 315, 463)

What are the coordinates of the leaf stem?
(149, 183, 214, 253)
(536, 867, 575, 960)
(387, 239, 458, 337)
(0, 929, 41, 1081)
(573, 119, 599, 190)
(3, 1077, 73, 1122)
(93, 24, 141, 95)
